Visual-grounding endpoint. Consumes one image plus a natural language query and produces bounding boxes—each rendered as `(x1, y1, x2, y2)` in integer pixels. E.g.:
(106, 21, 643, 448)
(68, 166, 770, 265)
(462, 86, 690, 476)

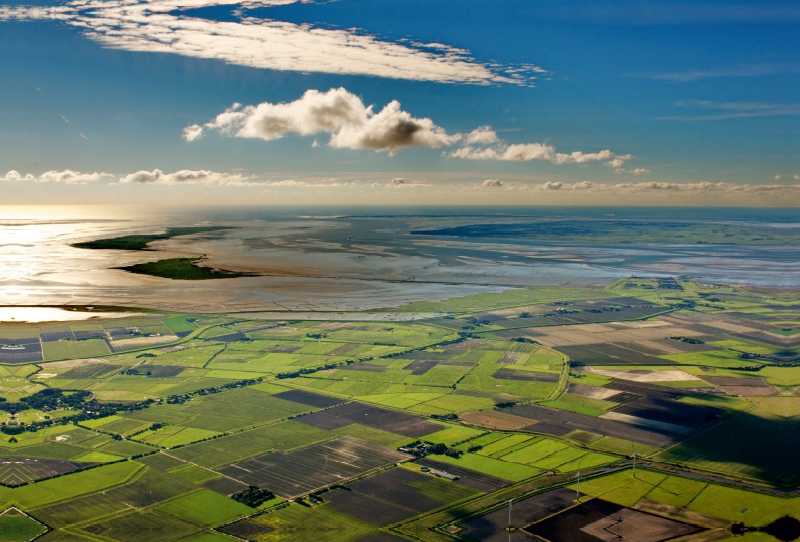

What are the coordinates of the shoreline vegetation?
(71, 226, 235, 251)
(73, 226, 256, 280)
(115, 257, 260, 280)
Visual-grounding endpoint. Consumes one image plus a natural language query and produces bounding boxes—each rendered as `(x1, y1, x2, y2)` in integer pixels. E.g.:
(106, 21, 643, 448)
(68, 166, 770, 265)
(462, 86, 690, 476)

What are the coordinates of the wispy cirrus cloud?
(550, 4, 800, 25)
(660, 100, 800, 120)
(187, 88, 462, 153)
(0, 0, 543, 85)
(634, 62, 800, 83)
(474, 180, 800, 199)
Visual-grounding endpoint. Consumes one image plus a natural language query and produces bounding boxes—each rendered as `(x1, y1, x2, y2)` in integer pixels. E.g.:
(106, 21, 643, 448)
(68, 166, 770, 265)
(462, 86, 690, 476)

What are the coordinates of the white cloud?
(466, 126, 499, 145)
(503, 143, 557, 162)
(1, 169, 111, 183)
(1, 171, 36, 182)
(604, 156, 633, 168)
(613, 166, 651, 175)
(330, 100, 460, 152)
(774, 174, 800, 181)
(482, 179, 503, 187)
(194, 88, 461, 153)
(38, 170, 109, 183)
(450, 146, 501, 160)
(1, 0, 541, 85)
(183, 124, 204, 142)
(452, 141, 633, 168)
(451, 143, 556, 161)
(552, 150, 615, 164)
(450, 125, 633, 168)
(118, 169, 254, 185)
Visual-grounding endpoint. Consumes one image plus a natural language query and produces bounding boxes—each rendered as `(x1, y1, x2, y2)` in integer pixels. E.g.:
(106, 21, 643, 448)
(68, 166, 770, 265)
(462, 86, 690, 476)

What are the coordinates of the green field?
(657, 398, 800, 487)
(42, 339, 111, 360)
(0, 282, 795, 539)
(574, 468, 800, 525)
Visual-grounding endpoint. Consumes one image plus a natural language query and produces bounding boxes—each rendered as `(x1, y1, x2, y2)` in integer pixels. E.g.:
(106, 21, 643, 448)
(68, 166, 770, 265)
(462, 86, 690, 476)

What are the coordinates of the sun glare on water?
(0, 205, 147, 305)
(0, 307, 141, 323)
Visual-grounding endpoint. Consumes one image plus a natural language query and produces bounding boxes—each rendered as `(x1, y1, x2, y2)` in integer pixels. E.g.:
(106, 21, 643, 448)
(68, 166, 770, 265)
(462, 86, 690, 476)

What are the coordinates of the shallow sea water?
(0, 205, 797, 313)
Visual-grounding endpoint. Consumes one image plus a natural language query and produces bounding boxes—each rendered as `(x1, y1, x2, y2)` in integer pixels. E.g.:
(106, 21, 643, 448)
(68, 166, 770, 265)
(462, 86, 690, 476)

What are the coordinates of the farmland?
(0, 279, 797, 539)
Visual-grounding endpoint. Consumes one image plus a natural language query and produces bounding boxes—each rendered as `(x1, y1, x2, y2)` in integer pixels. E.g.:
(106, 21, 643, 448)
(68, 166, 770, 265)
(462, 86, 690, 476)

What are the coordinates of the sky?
(1, 0, 799, 206)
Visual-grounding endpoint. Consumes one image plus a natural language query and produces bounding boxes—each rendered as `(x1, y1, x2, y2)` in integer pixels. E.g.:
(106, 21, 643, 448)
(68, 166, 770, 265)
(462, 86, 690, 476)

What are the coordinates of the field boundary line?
(392, 465, 629, 541)
(24, 460, 145, 514)
(158, 450, 245, 485)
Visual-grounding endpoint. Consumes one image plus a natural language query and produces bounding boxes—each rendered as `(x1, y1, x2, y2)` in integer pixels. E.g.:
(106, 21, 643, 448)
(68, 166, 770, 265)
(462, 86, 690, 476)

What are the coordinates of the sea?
(0, 205, 798, 317)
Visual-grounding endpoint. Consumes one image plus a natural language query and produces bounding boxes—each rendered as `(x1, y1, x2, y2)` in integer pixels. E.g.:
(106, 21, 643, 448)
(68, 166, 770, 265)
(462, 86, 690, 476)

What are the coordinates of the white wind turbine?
(632, 444, 639, 478)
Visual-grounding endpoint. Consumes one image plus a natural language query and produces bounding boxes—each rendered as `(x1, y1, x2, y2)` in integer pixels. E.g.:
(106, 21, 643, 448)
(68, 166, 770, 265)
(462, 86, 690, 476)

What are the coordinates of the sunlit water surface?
(0, 205, 798, 312)
(0, 307, 141, 323)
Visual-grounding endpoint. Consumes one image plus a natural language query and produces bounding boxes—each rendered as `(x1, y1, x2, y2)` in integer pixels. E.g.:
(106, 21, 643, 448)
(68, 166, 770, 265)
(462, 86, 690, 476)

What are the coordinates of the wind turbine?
(575, 461, 582, 501)
(507, 498, 513, 528)
(631, 444, 639, 478)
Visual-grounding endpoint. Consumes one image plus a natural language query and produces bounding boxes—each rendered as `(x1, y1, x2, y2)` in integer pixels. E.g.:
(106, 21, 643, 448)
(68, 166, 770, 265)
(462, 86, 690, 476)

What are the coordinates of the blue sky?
(1, 0, 798, 205)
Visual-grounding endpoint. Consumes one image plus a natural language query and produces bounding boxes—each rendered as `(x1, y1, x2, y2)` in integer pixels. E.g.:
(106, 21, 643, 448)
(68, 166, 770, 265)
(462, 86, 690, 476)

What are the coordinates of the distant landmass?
(72, 226, 235, 251)
(116, 258, 260, 280)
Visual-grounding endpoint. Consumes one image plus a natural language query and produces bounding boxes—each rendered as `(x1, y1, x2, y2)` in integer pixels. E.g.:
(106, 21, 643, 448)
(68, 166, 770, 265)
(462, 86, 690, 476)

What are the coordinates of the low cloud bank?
(118, 169, 254, 185)
(478, 180, 800, 197)
(1, 169, 112, 183)
(451, 127, 636, 170)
